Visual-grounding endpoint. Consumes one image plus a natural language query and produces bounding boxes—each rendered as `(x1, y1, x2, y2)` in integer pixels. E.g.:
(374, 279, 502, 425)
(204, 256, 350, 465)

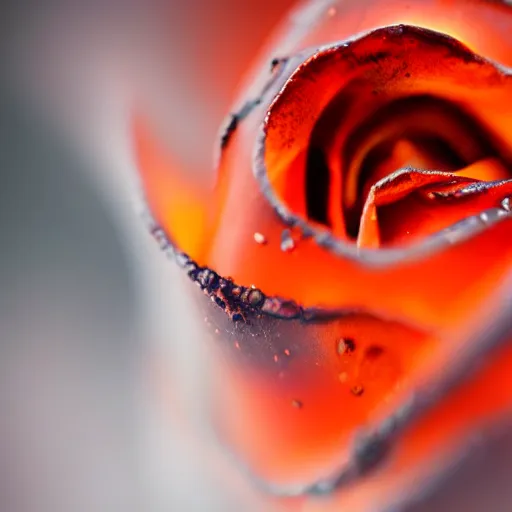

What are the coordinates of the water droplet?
(247, 289, 264, 307)
(292, 399, 303, 409)
(234, 341, 240, 349)
(502, 197, 511, 212)
(284, 349, 291, 357)
(351, 385, 365, 396)
(273, 354, 279, 363)
(197, 269, 219, 290)
(337, 338, 356, 355)
(253, 232, 267, 245)
(215, 328, 220, 335)
(365, 346, 384, 359)
(338, 372, 348, 383)
(280, 229, 296, 252)
(327, 6, 336, 16)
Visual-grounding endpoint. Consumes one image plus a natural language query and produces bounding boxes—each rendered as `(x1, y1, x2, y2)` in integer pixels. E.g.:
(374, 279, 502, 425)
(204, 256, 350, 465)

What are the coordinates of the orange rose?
(133, 0, 512, 509)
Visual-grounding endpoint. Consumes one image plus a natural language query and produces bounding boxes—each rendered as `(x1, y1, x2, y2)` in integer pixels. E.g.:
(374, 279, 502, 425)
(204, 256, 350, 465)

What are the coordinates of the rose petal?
(133, 112, 210, 257)
(302, 274, 512, 510)
(358, 168, 512, 248)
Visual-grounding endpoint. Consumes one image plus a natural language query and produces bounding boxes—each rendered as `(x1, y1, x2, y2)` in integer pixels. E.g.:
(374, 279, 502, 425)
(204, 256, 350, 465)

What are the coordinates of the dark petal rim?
(253, 24, 512, 267)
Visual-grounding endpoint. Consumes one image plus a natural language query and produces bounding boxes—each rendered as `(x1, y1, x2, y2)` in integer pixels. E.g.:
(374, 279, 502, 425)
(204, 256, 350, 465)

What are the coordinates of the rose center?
(260, 26, 512, 250)
(307, 94, 509, 240)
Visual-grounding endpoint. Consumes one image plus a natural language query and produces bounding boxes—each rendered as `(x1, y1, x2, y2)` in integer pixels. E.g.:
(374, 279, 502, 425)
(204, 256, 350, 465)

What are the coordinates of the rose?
(133, 0, 512, 509)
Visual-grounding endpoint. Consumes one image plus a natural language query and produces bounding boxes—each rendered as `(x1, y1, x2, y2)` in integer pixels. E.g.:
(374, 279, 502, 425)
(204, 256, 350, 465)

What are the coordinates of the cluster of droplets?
(252, 228, 298, 252)
(336, 337, 399, 399)
(336, 338, 366, 396)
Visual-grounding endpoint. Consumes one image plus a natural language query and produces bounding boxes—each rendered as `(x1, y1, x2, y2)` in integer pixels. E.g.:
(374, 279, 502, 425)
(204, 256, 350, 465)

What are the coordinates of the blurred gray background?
(0, 1, 293, 510)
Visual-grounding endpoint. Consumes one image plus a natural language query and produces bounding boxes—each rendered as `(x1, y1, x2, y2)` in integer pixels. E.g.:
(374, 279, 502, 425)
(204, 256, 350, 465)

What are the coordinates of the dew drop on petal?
(337, 337, 356, 356)
(247, 288, 264, 307)
(351, 385, 365, 396)
(480, 211, 490, 224)
(339, 371, 348, 383)
(292, 399, 303, 409)
(280, 229, 296, 252)
(253, 232, 267, 244)
(365, 345, 385, 359)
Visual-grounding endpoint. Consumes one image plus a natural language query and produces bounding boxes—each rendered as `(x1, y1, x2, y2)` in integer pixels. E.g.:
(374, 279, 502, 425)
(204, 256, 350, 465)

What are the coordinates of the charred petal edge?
(219, 99, 261, 150)
(144, 207, 359, 324)
(271, 57, 288, 72)
(218, 57, 290, 151)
